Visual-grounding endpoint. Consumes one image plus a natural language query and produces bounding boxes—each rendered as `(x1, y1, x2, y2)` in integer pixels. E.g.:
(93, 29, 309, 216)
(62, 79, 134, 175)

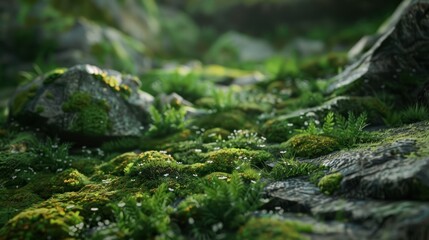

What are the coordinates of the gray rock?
(8, 64, 154, 142)
(328, 0, 429, 105)
(264, 121, 429, 239)
(205, 31, 275, 63)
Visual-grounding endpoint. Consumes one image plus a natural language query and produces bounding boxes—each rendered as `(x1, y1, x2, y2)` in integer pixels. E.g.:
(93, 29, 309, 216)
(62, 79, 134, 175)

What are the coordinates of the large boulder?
(8, 64, 154, 142)
(328, 0, 429, 106)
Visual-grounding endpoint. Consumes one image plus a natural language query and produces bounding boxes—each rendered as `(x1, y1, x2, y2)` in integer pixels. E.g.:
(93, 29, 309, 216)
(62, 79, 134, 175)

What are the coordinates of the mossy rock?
(1, 207, 83, 239)
(8, 64, 154, 142)
(318, 172, 343, 195)
(283, 134, 340, 158)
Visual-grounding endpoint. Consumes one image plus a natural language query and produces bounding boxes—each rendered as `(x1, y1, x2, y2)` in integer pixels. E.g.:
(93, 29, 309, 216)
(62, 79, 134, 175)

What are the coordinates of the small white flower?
(117, 202, 126, 208)
(91, 208, 99, 211)
(168, 188, 174, 192)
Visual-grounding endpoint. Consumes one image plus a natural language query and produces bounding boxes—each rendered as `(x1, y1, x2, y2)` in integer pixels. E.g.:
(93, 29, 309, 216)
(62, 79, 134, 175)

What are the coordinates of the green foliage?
(237, 217, 311, 240)
(269, 158, 322, 180)
(318, 172, 343, 195)
(148, 105, 187, 138)
(152, 71, 210, 102)
(201, 128, 230, 143)
(91, 184, 173, 239)
(0, 152, 36, 188)
(222, 130, 268, 150)
(261, 118, 296, 143)
(1, 207, 83, 239)
(296, 91, 325, 108)
(177, 173, 264, 239)
(31, 137, 72, 172)
(211, 88, 240, 112)
(385, 104, 429, 126)
(298, 112, 372, 148)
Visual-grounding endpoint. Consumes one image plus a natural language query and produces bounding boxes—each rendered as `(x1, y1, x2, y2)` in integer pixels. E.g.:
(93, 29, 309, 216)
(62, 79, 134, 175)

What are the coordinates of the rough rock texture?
(264, 121, 429, 240)
(8, 64, 154, 141)
(328, 0, 429, 105)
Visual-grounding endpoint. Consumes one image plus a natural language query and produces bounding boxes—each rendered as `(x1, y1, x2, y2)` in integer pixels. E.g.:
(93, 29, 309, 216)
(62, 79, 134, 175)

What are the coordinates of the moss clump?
(199, 148, 244, 175)
(11, 85, 39, 116)
(283, 134, 340, 158)
(43, 68, 67, 84)
(50, 169, 90, 194)
(318, 172, 343, 195)
(62, 92, 110, 136)
(37, 184, 117, 219)
(238, 217, 311, 240)
(92, 73, 131, 98)
(124, 151, 182, 181)
(202, 128, 231, 143)
(99, 152, 138, 175)
(0, 189, 44, 227)
(1, 207, 83, 239)
(0, 152, 36, 188)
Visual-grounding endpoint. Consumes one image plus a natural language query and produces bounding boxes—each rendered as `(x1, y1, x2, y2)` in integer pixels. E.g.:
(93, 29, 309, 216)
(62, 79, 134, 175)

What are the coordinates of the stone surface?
(205, 31, 275, 63)
(8, 64, 154, 141)
(264, 121, 429, 240)
(328, 0, 429, 105)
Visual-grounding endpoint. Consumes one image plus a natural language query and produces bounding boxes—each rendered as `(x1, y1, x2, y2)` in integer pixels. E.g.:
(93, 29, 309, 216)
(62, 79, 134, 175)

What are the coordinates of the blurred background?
(0, 0, 402, 93)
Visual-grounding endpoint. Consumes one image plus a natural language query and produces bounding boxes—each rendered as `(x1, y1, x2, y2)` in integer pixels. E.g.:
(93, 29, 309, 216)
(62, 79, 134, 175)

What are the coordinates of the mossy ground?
(3, 21, 429, 239)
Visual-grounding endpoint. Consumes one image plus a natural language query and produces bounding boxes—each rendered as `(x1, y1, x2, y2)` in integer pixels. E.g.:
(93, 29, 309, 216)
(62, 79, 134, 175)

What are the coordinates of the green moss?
(43, 68, 67, 84)
(283, 134, 340, 158)
(199, 148, 243, 175)
(269, 158, 323, 180)
(205, 172, 232, 182)
(92, 73, 131, 98)
(318, 172, 343, 195)
(202, 128, 230, 143)
(0, 152, 36, 188)
(62, 92, 111, 136)
(238, 217, 311, 240)
(1, 207, 83, 239)
(124, 151, 182, 181)
(11, 85, 38, 116)
(99, 152, 138, 175)
(35, 106, 44, 113)
(0, 189, 44, 227)
(50, 169, 90, 194)
(193, 110, 252, 131)
(37, 184, 117, 219)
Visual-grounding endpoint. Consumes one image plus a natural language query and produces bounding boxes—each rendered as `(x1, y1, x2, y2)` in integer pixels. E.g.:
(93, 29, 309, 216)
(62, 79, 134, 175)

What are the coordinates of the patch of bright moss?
(1, 207, 83, 239)
(124, 151, 182, 181)
(50, 169, 90, 194)
(318, 172, 343, 195)
(92, 73, 131, 98)
(62, 92, 111, 136)
(99, 152, 138, 176)
(238, 217, 311, 240)
(43, 68, 67, 84)
(283, 134, 340, 158)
